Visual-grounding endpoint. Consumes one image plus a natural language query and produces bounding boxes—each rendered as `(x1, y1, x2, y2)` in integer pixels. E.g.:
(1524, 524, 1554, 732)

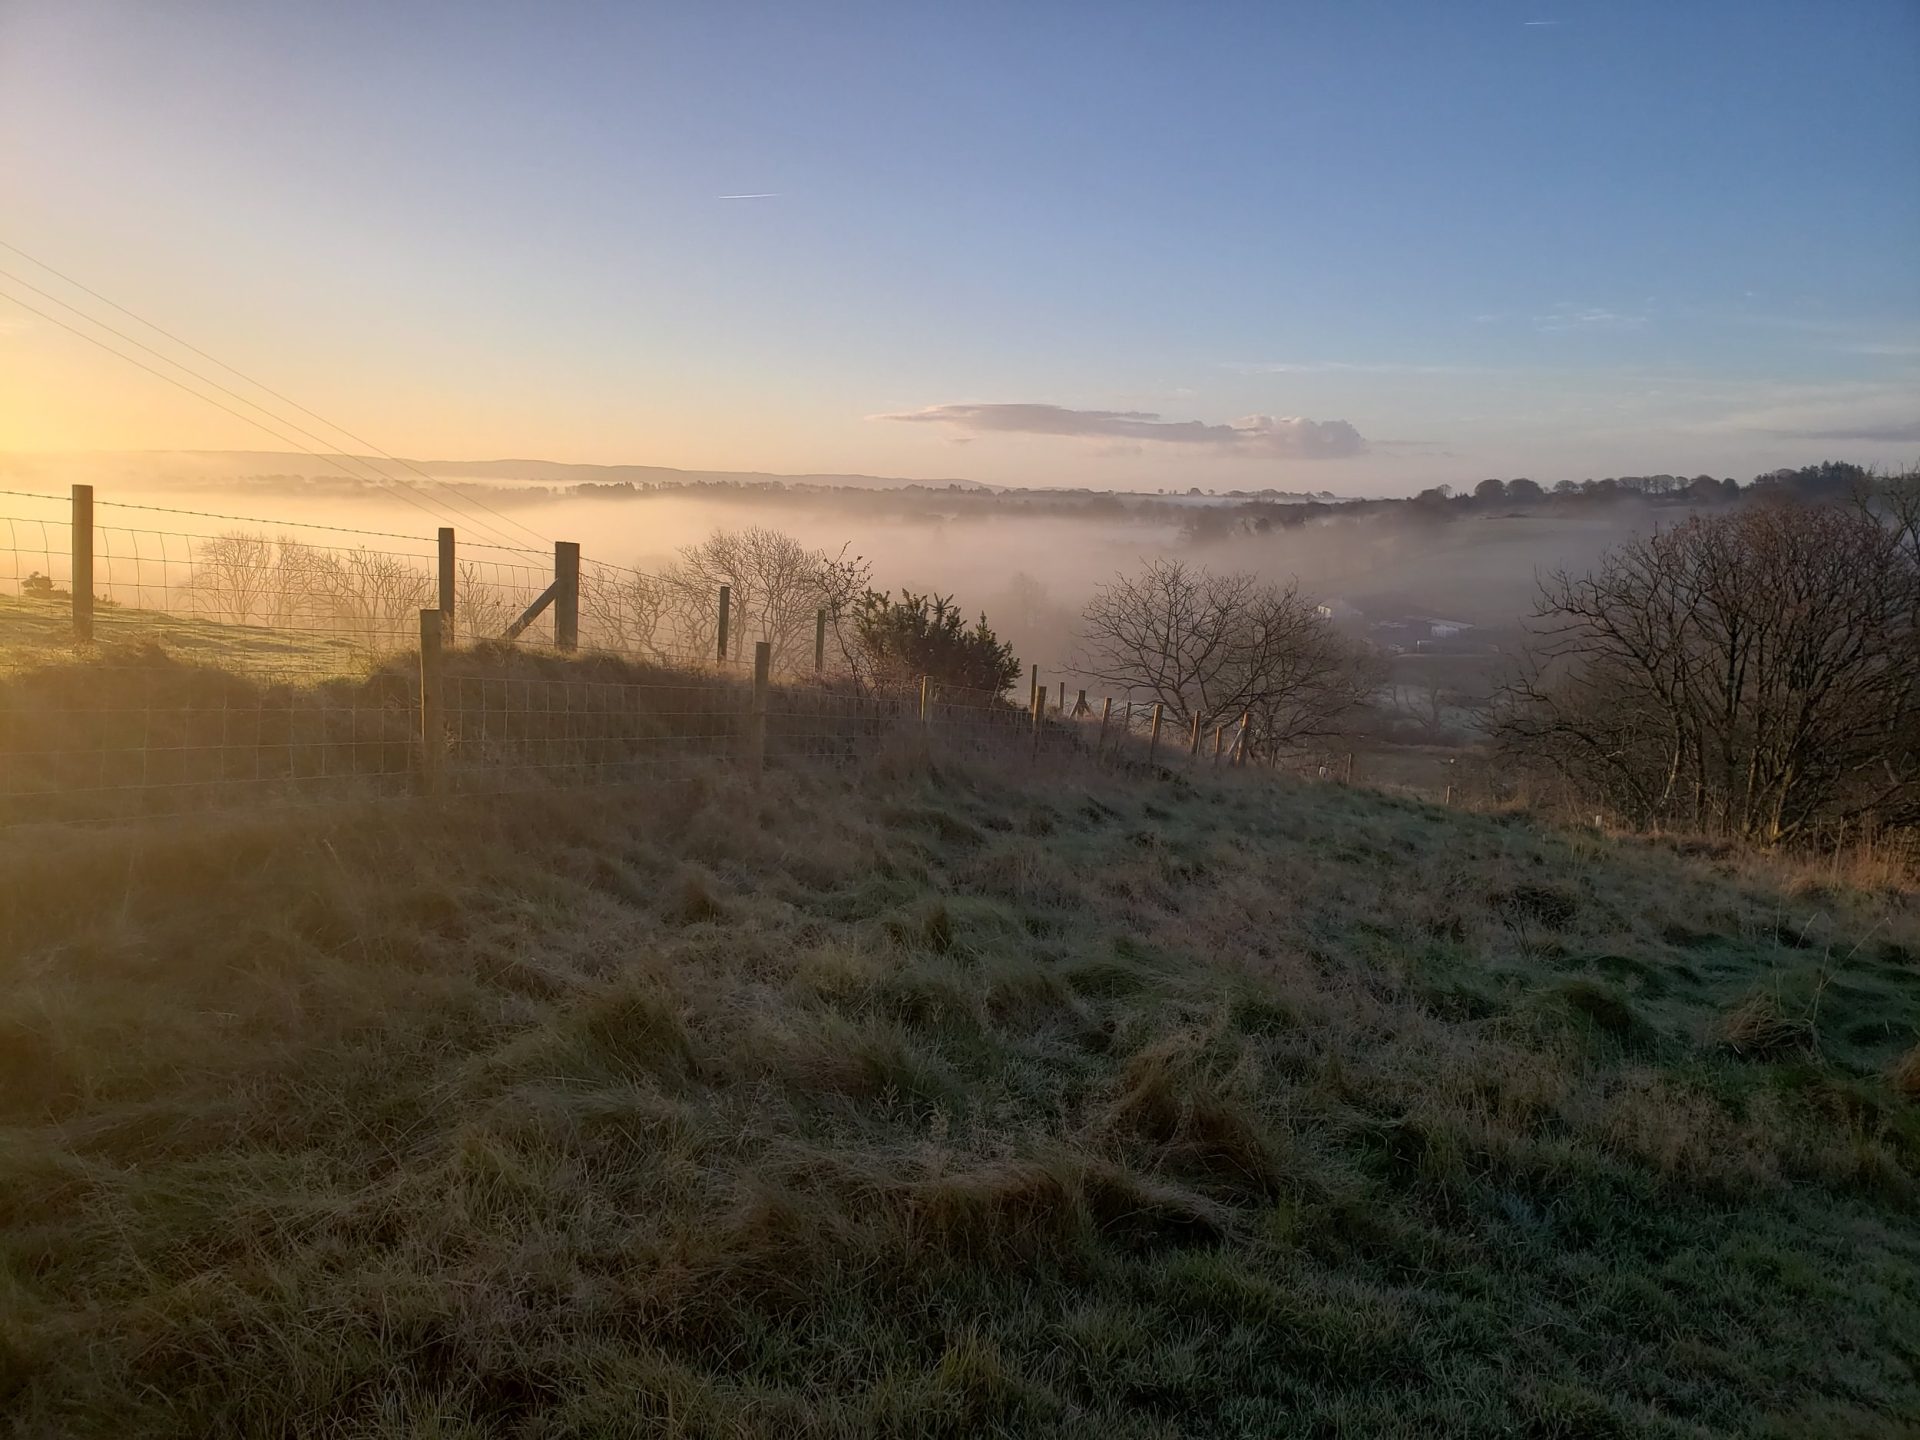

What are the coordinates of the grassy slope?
(1, 751, 1917, 1437)
(0, 594, 373, 678)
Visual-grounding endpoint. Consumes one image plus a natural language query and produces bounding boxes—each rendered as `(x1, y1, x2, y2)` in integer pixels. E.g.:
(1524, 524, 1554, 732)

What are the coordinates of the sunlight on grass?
(0, 752, 1915, 1435)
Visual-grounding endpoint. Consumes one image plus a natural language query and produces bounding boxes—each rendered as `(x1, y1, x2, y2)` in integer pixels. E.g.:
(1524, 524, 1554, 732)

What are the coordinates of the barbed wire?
(0, 493, 1486, 828)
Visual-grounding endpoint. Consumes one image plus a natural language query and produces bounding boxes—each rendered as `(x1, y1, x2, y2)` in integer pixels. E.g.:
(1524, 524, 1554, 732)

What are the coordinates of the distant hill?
(0, 450, 990, 493)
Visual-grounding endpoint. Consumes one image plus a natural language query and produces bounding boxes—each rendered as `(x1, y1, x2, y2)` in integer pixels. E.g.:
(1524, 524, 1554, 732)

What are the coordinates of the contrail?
(717, 192, 781, 200)
(1522, 19, 1568, 25)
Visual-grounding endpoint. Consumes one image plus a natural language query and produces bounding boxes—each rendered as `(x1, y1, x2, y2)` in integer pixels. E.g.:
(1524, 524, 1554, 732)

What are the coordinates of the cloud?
(1535, 304, 1649, 333)
(1771, 419, 1920, 443)
(1835, 339, 1920, 359)
(873, 403, 1367, 458)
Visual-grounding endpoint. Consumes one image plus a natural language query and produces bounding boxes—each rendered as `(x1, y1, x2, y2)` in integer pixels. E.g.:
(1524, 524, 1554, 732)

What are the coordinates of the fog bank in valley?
(0, 453, 1704, 675)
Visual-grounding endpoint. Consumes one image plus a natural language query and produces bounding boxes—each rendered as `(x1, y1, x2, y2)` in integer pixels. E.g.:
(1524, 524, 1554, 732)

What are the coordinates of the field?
(2, 735, 1917, 1436)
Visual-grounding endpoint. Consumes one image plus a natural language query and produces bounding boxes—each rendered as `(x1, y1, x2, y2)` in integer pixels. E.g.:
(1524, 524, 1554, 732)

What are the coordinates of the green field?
(1, 743, 1916, 1436)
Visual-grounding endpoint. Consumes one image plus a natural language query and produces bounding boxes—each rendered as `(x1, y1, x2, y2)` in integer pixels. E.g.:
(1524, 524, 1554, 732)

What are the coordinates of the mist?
(0, 452, 1690, 680)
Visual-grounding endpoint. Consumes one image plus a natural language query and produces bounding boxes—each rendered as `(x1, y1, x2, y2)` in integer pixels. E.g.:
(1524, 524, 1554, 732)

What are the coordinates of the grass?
(0, 626, 917, 824)
(1, 742, 1918, 1434)
(0, 592, 372, 678)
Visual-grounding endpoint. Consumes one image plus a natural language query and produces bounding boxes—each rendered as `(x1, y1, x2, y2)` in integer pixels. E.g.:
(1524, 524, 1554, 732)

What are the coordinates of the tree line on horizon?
(1178, 460, 1881, 542)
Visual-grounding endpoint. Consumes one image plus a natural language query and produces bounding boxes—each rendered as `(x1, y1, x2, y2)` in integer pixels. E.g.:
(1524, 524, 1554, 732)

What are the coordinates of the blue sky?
(2, 0, 1915, 493)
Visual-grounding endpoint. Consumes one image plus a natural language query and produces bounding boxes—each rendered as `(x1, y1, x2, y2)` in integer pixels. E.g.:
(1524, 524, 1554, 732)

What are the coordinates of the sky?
(1, 0, 1916, 496)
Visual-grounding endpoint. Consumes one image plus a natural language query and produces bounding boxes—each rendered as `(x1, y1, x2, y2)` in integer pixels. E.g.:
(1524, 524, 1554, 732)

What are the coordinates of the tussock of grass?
(1886, 1042, 1920, 1100)
(2, 754, 1918, 1435)
(1553, 975, 1645, 1038)
(1722, 991, 1818, 1060)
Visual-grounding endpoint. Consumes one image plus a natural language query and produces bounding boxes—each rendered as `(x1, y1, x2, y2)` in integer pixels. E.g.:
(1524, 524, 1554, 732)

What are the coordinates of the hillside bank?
(1, 753, 1917, 1436)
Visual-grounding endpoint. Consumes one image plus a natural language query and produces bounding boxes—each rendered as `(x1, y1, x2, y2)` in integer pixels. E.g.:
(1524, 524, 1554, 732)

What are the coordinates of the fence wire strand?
(2, 489, 1464, 827)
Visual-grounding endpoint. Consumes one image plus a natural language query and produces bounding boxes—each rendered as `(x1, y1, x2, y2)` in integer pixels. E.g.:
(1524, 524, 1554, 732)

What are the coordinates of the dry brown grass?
(1721, 991, 1819, 1060)
(1888, 1043, 1920, 1101)
(0, 749, 1917, 1436)
(0, 638, 914, 824)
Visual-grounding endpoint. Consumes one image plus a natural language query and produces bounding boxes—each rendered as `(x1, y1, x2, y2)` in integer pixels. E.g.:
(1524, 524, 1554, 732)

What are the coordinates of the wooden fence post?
(418, 608, 445, 794)
(1235, 709, 1250, 766)
(920, 674, 932, 727)
(1029, 663, 1038, 714)
(749, 640, 770, 774)
(70, 483, 94, 643)
(717, 585, 732, 662)
(1031, 675, 1045, 756)
(1343, 751, 1355, 785)
(553, 541, 580, 651)
(437, 527, 456, 647)
(1057, 680, 1065, 715)
(1443, 783, 1454, 806)
(1097, 696, 1112, 753)
(1211, 724, 1225, 768)
(814, 607, 827, 672)
(1188, 712, 1202, 762)
(1148, 702, 1163, 764)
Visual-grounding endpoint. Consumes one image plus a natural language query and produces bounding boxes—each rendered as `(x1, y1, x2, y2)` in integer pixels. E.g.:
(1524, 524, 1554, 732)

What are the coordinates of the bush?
(851, 590, 1020, 694)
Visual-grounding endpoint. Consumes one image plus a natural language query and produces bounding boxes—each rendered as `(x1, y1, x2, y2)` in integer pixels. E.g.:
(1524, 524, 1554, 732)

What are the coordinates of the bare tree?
(579, 565, 673, 660)
(1074, 558, 1374, 756)
(1389, 681, 1453, 742)
(1496, 503, 1920, 841)
(262, 539, 330, 630)
(661, 527, 870, 673)
(308, 549, 432, 651)
(184, 533, 277, 623)
(454, 560, 518, 642)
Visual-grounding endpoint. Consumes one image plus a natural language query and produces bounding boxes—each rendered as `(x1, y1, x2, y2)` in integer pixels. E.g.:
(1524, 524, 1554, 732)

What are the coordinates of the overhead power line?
(0, 237, 553, 552)
(0, 488, 543, 552)
(0, 268, 536, 551)
(0, 284, 541, 549)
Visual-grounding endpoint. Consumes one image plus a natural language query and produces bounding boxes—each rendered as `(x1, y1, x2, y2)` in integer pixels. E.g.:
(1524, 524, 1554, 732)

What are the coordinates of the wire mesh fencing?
(441, 655, 746, 794)
(1, 487, 572, 676)
(0, 654, 419, 824)
(2, 485, 888, 680)
(2, 484, 1499, 827)
(0, 639, 1481, 827)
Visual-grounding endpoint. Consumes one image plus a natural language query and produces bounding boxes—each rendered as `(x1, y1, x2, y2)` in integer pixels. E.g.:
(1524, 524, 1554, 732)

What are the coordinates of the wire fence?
(2, 485, 1502, 827)
(2, 488, 562, 675)
(0, 486, 765, 674)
